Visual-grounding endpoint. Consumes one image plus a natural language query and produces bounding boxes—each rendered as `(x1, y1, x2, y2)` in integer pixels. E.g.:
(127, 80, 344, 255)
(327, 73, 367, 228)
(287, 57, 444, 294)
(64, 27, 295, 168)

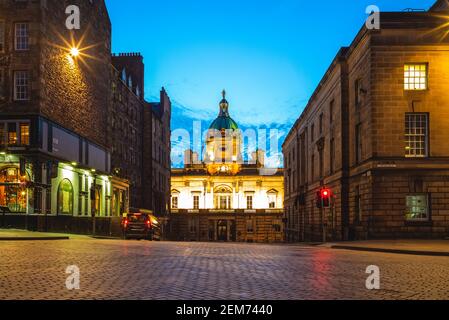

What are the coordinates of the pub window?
(20, 123, 29, 145)
(0, 20, 5, 52)
(8, 123, 17, 145)
(405, 113, 428, 158)
(57, 179, 74, 215)
(14, 71, 29, 101)
(15, 22, 29, 51)
(406, 194, 429, 221)
(404, 64, 427, 90)
(95, 187, 102, 216)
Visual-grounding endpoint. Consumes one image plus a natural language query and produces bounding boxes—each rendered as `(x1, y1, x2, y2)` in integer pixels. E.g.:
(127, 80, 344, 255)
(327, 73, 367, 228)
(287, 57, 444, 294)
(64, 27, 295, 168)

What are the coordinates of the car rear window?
(127, 214, 147, 222)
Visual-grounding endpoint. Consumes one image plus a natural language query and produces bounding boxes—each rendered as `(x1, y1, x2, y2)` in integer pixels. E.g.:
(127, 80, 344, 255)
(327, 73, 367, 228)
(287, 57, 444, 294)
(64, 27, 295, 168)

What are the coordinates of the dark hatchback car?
(121, 209, 161, 240)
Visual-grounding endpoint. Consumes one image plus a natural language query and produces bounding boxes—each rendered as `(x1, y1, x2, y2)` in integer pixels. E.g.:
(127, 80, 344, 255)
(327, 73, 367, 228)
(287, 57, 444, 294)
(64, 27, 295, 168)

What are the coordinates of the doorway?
(217, 220, 228, 241)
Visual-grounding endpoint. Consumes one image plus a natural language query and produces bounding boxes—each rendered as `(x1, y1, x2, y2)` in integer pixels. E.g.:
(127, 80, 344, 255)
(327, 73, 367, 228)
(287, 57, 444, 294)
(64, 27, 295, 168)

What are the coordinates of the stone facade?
(110, 53, 144, 208)
(283, 0, 449, 241)
(170, 93, 284, 243)
(0, 0, 171, 236)
(147, 88, 171, 216)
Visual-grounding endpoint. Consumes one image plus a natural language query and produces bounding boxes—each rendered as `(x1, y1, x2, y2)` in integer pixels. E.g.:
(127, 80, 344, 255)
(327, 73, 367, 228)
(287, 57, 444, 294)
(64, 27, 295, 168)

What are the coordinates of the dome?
(209, 116, 239, 131)
(209, 90, 239, 131)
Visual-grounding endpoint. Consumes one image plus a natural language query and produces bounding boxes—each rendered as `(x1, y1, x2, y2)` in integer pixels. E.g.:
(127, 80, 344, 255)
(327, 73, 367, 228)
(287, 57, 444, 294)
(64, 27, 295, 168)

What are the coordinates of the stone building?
(110, 53, 145, 208)
(0, 0, 171, 235)
(283, 0, 449, 242)
(146, 88, 171, 217)
(170, 92, 284, 243)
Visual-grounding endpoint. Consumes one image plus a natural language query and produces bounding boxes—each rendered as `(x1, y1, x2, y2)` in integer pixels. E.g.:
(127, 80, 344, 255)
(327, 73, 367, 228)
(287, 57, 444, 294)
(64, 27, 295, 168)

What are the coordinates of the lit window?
(405, 113, 428, 158)
(14, 71, 29, 101)
(8, 123, 17, 145)
(15, 23, 29, 51)
(404, 64, 427, 90)
(0, 123, 5, 146)
(246, 196, 253, 210)
(406, 195, 429, 221)
(193, 195, 199, 209)
(20, 123, 29, 145)
(0, 21, 5, 52)
(57, 179, 74, 215)
(171, 196, 178, 209)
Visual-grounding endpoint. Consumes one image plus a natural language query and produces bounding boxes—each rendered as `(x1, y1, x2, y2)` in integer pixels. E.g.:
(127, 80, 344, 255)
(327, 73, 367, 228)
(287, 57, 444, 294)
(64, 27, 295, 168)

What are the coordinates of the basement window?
(405, 194, 429, 221)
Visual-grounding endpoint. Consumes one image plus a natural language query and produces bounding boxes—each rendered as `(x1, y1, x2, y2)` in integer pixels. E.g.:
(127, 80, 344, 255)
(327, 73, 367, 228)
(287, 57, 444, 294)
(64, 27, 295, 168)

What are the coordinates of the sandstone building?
(170, 92, 284, 243)
(283, 0, 449, 241)
(0, 0, 171, 235)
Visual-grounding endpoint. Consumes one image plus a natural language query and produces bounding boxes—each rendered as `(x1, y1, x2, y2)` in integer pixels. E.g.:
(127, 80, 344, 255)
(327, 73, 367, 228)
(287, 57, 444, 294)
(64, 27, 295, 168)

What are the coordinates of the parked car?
(121, 208, 160, 240)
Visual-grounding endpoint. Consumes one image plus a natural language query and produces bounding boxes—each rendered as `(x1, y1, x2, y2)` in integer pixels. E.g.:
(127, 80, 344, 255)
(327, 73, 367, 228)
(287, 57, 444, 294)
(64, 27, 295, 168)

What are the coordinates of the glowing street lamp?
(69, 47, 80, 58)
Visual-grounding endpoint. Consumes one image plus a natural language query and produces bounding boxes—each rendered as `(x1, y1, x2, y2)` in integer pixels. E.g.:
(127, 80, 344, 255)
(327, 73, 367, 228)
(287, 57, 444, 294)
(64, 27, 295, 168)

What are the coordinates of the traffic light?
(316, 188, 332, 209)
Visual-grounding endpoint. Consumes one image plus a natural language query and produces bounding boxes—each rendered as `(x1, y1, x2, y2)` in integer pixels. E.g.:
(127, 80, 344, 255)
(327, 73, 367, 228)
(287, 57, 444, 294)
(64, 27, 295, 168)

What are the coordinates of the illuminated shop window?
(404, 64, 427, 90)
(20, 123, 29, 145)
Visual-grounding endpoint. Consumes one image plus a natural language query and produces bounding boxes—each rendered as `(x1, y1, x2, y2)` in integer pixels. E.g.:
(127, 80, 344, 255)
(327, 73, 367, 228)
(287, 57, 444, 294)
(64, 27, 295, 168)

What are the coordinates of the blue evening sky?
(104, 0, 436, 166)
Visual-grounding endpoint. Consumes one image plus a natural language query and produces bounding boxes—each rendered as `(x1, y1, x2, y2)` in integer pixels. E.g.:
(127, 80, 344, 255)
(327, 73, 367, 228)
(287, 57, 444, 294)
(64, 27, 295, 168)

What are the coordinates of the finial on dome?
(222, 89, 226, 99)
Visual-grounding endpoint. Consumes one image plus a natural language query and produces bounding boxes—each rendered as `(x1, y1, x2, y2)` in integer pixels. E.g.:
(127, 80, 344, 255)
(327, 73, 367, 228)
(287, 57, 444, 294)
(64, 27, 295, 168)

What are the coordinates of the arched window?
(121, 68, 127, 82)
(57, 179, 73, 215)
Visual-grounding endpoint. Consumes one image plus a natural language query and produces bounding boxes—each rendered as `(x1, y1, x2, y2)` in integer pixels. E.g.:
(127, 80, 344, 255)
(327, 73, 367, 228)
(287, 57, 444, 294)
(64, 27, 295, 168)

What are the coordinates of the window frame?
(405, 194, 430, 222)
(57, 179, 74, 216)
(13, 70, 30, 101)
(404, 63, 428, 91)
(14, 22, 30, 51)
(405, 113, 429, 158)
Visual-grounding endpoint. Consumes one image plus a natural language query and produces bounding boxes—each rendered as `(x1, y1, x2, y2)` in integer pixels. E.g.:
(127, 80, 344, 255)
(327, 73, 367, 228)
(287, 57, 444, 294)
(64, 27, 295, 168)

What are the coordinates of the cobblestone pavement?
(0, 239, 448, 300)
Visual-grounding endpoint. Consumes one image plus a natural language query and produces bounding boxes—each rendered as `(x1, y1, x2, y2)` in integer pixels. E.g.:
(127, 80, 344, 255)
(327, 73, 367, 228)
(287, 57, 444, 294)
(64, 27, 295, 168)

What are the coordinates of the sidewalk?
(323, 240, 449, 257)
(0, 229, 72, 241)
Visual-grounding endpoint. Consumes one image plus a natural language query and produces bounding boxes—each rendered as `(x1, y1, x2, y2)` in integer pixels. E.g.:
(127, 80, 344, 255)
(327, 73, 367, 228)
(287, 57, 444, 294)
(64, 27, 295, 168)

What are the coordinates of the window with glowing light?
(20, 123, 29, 145)
(171, 196, 178, 209)
(405, 113, 428, 158)
(57, 179, 73, 215)
(14, 23, 29, 51)
(404, 64, 427, 90)
(0, 167, 28, 213)
(246, 195, 253, 210)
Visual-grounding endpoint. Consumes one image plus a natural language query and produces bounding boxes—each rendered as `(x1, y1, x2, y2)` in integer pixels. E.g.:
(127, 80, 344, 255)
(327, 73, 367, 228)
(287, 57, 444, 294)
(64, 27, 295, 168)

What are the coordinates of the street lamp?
(69, 47, 80, 58)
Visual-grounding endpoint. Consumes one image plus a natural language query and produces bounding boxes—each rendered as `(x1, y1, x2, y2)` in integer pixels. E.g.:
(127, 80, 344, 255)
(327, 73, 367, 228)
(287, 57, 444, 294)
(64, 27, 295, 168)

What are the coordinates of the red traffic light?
(316, 188, 332, 209)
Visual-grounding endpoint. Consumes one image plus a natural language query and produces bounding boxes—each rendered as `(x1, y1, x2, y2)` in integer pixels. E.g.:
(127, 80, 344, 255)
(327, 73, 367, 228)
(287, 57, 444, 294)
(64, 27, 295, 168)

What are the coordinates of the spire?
(219, 89, 229, 117)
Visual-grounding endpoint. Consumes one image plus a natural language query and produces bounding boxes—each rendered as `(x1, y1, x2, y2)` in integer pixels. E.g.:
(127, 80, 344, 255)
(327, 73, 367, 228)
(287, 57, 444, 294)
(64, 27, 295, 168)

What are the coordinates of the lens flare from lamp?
(70, 47, 80, 57)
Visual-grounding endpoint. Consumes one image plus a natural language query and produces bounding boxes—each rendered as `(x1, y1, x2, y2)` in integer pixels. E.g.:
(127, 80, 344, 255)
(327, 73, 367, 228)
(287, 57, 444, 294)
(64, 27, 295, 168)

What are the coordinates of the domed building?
(169, 91, 284, 243)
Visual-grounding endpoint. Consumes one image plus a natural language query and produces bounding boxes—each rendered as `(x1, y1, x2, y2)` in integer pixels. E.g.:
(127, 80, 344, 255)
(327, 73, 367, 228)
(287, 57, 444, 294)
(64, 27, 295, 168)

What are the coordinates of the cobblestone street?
(0, 239, 448, 300)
